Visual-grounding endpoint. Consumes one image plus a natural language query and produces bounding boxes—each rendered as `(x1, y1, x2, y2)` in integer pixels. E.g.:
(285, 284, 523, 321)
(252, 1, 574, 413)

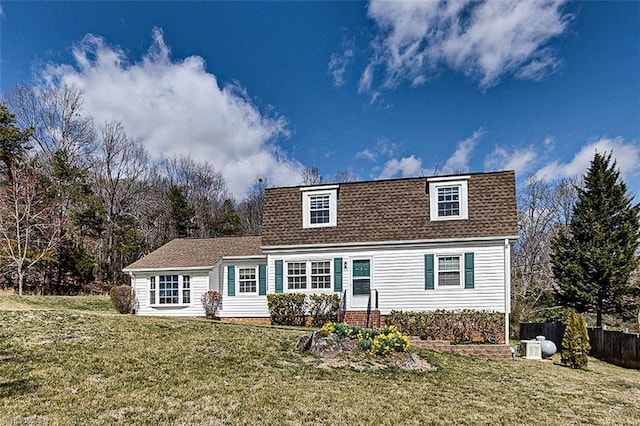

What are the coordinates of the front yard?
(0, 295, 638, 424)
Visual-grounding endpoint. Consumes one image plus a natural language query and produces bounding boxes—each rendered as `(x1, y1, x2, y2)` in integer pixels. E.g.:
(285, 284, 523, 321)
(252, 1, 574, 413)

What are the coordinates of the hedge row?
(266, 293, 340, 327)
(385, 309, 504, 344)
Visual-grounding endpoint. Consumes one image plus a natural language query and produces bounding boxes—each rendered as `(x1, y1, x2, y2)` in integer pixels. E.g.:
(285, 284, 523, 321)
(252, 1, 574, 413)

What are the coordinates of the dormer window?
(301, 185, 338, 228)
(428, 176, 469, 221)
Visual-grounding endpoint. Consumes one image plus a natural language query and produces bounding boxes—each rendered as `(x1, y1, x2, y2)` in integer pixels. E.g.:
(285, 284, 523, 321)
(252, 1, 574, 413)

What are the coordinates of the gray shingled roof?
(124, 236, 264, 271)
(262, 171, 517, 246)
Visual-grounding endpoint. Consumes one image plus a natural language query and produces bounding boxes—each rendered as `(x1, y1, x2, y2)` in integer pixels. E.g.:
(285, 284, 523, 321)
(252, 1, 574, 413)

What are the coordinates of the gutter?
(261, 235, 520, 253)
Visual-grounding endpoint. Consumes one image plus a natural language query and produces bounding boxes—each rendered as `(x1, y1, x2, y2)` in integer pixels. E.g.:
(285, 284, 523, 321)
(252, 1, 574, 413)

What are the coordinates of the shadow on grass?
(0, 379, 38, 398)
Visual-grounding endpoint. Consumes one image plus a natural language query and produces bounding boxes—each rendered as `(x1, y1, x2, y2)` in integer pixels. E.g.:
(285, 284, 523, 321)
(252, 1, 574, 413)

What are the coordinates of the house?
(124, 170, 518, 342)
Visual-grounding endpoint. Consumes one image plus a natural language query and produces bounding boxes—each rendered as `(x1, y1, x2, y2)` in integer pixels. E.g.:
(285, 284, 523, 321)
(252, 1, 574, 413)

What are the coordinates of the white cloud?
(534, 137, 640, 184)
(485, 146, 537, 176)
(441, 129, 484, 174)
(328, 39, 354, 88)
(39, 28, 301, 198)
(364, 0, 570, 92)
(378, 155, 423, 179)
(355, 138, 399, 162)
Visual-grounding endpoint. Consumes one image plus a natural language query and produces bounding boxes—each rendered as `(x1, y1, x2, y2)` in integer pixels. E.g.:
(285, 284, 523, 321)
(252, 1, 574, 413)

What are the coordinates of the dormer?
(301, 185, 339, 228)
(428, 176, 470, 221)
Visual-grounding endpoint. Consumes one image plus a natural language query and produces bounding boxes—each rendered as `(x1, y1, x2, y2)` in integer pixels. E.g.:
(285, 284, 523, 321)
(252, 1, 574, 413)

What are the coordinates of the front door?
(350, 259, 371, 309)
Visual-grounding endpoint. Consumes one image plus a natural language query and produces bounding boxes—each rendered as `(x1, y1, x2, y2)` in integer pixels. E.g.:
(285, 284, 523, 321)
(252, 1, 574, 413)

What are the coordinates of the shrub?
(109, 285, 135, 314)
(267, 293, 307, 326)
(201, 290, 223, 319)
(385, 309, 504, 344)
(561, 309, 591, 369)
(308, 293, 340, 327)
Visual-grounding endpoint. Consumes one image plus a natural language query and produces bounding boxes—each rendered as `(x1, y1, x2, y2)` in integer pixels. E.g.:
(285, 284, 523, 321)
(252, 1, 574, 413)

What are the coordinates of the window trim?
(301, 187, 338, 228)
(436, 255, 462, 287)
(284, 259, 333, 291)
(238, 267, 258, 294)
(428, 178, 469, 221)
(352, 258, 372, 296)
(149, 274, 192, 306)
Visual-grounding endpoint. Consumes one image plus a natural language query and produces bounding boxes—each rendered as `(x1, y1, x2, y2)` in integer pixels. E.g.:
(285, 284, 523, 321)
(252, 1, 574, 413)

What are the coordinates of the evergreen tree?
(168, 185, 196, 238)
(561, 309, 591, 369)
(208, 198, 243, 237)
(551, 152, 640, 326)
(0, 103, 33, 183)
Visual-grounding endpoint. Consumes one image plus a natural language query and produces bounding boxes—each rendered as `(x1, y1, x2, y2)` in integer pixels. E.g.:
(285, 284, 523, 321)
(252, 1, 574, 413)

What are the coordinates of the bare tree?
(238, 178, 266, 235)
(0, 163, 63, 295)
(7, 84, 95, 169)
(300, 166, 324, 186)
(511, 176, 577, 328)
(92, 121, 150, 282)
(332, 169, 359, 183)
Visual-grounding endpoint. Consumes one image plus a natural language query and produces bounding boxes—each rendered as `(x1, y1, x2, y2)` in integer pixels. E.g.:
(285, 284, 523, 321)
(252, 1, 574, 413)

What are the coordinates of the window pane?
(353, 279, 370, 295)
(159, 275, 180, 304)
(287, 262, 307, 289)
(437, 187, 460, 217)
(438, 256, 461, 286)
(149, 277, 156, 305)
(311, 261, 331, 289)
(239, 268, 257, 293)
(182, 276, 190, 303)
(309, 195, 331, 224)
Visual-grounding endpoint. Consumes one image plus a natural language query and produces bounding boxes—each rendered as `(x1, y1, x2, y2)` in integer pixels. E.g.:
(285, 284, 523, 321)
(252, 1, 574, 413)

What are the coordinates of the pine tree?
(551, 152, 640, 326)
(168, 185, 196, 238)
(561, 309, 591, 369)
(0, 103, 33, 183)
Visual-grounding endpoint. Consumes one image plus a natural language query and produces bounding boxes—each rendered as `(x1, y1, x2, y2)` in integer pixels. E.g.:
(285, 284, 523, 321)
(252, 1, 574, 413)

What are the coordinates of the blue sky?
(1, 1, 638, 198)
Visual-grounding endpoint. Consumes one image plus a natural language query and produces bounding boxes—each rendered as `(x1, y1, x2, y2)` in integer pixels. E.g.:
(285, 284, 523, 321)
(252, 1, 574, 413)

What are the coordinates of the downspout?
(504, 238, 511, 345)
(128, 271, 137, 315)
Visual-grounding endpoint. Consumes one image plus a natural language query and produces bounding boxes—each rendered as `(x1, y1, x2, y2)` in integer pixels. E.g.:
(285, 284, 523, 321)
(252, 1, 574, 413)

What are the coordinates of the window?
(284, 260, 333, 291)
(352, 259, 371, 295)
(428, 178, 469, 221)
(239, 268, 257, 293)
(149, 275, 191, 305)
(311, 261, 331, 289)
(438, 256, 461, 286)
(149, 277, 156, 305)
(310, 195, 330, 224)
(182, 275, 190, 303)
(301, 186, 338, 228)
(438, 186, 460, 217)
(287, 262, 307, 289)
(159, 275, 179, 304)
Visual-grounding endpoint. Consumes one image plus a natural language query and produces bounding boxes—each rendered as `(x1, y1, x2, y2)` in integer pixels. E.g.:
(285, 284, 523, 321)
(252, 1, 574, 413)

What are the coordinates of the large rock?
(296, 334, 312, 352)
(313, 335, 343, 359)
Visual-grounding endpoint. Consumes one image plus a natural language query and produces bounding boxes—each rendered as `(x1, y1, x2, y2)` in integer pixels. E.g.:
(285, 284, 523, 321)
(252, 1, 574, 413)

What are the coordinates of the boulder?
(313, 335, 343, 358)
(296, 334, 312, 352)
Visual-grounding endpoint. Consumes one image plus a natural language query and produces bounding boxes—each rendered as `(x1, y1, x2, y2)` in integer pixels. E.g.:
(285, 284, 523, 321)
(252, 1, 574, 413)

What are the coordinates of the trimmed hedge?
(385, 309, 504, 344)
(267, 293, 340, 326)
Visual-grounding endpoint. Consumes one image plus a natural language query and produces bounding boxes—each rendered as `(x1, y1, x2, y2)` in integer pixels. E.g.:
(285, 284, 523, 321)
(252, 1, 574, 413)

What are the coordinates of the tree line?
(2, 84, 639, 330)
(0, 85, 266, 294)
(512, 153, 640, 329)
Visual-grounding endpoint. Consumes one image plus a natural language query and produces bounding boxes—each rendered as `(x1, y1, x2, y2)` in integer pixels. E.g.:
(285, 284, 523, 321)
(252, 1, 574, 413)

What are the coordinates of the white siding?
(372, 244, 506, 314)
(267, 239, 508, 315)
(129, 239, 509, 318)
(131, 269, 209, 317)
(218, 260, 269, 318)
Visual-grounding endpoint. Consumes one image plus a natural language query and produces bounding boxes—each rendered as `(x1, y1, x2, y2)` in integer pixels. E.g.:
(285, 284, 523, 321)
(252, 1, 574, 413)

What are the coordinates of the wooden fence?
(520, 322, 640, 369)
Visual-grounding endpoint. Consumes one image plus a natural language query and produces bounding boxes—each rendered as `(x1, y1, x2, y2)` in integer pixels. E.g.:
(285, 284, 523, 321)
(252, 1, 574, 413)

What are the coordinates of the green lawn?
(1, 296, 639, 425)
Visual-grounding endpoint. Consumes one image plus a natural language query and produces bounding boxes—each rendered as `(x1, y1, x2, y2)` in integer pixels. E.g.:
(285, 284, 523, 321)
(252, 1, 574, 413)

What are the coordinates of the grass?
(1, 296, 639, 425)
